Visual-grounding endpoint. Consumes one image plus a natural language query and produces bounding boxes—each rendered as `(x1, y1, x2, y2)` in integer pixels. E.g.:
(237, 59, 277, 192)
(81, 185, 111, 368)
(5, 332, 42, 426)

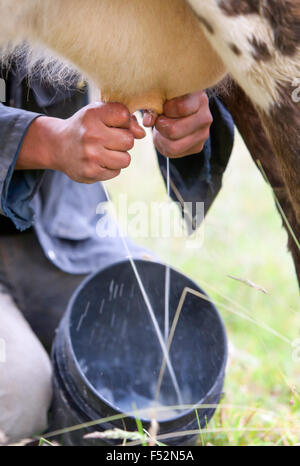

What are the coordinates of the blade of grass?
(195, 409, 205, 446)
(133, 404, 147, 446)
(257, 160, 300, 252)
(38, 437, 57, 446)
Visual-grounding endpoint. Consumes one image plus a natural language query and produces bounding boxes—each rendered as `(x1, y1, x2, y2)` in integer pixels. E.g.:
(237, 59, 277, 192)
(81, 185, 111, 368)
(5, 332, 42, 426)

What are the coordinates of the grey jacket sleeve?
(0, 103, 43, 230)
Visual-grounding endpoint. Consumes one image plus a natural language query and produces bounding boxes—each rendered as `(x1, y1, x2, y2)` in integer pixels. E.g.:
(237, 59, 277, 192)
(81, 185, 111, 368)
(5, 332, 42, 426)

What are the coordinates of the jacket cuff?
(0, 105, 44, 230)
(156, 96, 235, 234)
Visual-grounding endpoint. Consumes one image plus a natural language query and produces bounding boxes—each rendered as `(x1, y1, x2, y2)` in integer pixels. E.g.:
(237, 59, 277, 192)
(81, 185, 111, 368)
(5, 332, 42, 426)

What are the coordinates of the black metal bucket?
(50, 259, 227, 445)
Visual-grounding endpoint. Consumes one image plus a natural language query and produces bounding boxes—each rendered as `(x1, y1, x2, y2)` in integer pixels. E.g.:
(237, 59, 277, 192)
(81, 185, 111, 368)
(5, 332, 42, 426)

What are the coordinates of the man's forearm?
(0, 103, 45, 228)
(15, 116, 63, 171)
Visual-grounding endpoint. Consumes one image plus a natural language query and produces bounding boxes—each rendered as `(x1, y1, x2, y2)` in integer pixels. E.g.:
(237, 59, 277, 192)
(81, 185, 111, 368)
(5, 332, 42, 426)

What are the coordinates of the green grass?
(106, 123, 300, 446)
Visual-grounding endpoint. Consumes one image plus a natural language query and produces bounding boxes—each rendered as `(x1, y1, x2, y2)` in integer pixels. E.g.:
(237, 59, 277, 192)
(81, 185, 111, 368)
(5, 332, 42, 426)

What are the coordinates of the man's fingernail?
(143, 113, 152, 126)
(158, 117, 168, 127)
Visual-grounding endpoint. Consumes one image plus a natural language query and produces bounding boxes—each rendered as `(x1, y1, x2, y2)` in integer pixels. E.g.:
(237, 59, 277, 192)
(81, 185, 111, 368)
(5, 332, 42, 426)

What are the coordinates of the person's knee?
(0, 350, 53, 443)
(0, 292, 53, 442)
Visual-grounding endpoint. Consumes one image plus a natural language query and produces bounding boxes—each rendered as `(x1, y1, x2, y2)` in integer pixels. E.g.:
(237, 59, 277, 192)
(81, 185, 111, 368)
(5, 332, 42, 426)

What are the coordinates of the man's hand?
(16, 102, 145, 183)
(143, 91, 212, 158)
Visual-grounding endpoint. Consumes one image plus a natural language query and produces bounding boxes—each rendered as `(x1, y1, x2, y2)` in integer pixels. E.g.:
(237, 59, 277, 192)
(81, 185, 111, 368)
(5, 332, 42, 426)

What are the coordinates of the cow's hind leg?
(188, 0, 300, 230)
(259, 94, 300, 226)
(221, 81, 300, 286)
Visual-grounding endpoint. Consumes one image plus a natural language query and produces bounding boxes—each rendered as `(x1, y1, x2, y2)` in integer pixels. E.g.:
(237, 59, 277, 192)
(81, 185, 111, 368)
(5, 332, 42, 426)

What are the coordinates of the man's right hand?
(16, 102, 145, 183)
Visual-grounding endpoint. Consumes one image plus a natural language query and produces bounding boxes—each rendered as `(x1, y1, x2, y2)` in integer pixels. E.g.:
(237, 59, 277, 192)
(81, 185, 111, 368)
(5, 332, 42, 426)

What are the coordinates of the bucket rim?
(60, 258, 228, 426)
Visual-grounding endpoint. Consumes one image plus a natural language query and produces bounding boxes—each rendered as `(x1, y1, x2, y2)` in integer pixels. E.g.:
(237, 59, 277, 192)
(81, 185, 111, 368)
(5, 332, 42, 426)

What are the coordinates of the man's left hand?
(143, 91, 212, 158)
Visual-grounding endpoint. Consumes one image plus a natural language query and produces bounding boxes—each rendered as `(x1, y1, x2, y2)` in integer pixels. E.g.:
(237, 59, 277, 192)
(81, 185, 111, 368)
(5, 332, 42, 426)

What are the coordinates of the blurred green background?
(107, 122, 300, 446)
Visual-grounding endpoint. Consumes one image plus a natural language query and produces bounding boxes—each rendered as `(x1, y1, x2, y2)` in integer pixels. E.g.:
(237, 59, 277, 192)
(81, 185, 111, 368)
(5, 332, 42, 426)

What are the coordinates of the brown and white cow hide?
(0, 0, 300, 282)
(187, 0, 300, 267)
(0, 0, 226, 113)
